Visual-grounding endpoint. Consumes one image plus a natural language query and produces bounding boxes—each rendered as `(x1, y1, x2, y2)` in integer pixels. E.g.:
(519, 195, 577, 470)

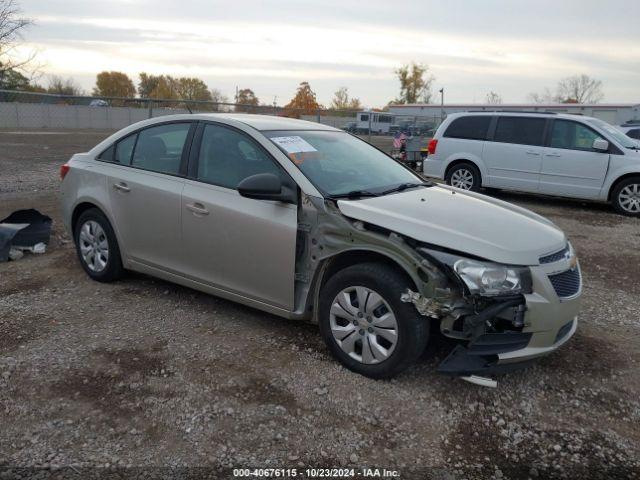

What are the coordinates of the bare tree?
(556, 74, 604, 103)
(210, 88, 231, 111)
(0, 0, 36, 77)
(485, 91, 502, 105)
(47, 75, 83, 96)
(527, 87, 555, 104)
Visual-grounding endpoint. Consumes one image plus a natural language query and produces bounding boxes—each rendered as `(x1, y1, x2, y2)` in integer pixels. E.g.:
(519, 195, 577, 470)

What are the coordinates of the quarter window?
(494, 117, 546, 146)
(196, 124, 284, 189)
(444, 116, 491, 140)
(131, 123, 191, 174)
(115, 134, 137, 164)
(550, 120, 604, 151)
(97, 144, 114, 162)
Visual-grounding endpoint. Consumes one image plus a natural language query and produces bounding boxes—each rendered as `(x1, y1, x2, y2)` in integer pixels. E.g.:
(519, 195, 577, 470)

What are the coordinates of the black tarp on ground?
(0, 209, 52, 261)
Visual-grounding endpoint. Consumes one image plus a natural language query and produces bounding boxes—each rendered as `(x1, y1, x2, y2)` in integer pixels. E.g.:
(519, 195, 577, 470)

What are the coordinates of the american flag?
(393, 132, 406, 149)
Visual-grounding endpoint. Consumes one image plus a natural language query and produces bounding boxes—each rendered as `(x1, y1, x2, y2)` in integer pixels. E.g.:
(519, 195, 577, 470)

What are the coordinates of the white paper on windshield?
(271, 136, 317, 154)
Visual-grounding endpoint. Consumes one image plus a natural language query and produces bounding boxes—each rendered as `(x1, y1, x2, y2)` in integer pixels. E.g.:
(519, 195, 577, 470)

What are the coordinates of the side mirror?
(593, 139, 609, 152)
(237, 173, 296, 203)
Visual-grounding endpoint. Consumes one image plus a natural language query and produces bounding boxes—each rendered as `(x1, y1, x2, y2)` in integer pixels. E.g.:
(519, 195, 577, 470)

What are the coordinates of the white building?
(388, 103, 640, 126)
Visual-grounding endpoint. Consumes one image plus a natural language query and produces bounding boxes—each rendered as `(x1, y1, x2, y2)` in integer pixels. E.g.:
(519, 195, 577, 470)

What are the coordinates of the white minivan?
(423, 112, 640, 216)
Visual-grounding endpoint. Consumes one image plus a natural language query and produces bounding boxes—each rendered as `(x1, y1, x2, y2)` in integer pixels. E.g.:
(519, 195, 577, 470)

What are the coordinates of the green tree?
(235, 88, 259, 112)
(176, 77, 212, 101)
(92, 71, 136, 98)
(394, 62, 435, 104)
(138, 72, 161, 98)
(0, 62, 30, 89)
(330, 86, 362, 110)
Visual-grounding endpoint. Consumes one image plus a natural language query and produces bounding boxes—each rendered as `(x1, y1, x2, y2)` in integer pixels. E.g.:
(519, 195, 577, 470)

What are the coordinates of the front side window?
(265, 130, 421, 197)
(494, 117, 546, 146)
(197, 123, 284, 189)
(628, 129, 640, 140)
(360, 114, 369, 122)
(550, 120, 604, 151)
(444, 116, 491, 140)
(131, 123, 191, 174)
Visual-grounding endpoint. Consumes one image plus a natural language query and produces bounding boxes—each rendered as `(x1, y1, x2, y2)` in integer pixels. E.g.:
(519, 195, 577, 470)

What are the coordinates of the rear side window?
(494, 117, 546, 146)
(131, 123, 191, 175)
(444, 116, 491, 140)
(627, 129, 640, 140)
(550, 120, 604, 151)
(97, 145, 114, 161)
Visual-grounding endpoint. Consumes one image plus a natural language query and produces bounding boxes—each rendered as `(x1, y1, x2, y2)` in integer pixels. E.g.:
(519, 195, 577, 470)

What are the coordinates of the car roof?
(445, 111, 601, 122)
(144, 113, 339, 132)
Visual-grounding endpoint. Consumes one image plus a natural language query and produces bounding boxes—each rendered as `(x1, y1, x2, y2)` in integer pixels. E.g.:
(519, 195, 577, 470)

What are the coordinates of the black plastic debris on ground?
(0, 209, 52, 262)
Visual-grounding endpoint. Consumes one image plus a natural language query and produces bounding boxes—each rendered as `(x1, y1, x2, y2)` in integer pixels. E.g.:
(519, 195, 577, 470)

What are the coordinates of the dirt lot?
(1, 130, 639, 479)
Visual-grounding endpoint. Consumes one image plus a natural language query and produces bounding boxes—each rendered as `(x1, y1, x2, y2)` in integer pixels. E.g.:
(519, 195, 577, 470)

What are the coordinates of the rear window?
(628, 129, 640, 140)
(444, 116, 491, 140)
(493, 117, 546, 146)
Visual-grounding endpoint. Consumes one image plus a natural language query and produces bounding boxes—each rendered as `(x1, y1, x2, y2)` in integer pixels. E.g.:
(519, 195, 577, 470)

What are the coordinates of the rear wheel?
(74, 208, 124, 282)
(446, 162, 481, 192)
(318, 263, 429, 379)
(612, 177, 640, 217)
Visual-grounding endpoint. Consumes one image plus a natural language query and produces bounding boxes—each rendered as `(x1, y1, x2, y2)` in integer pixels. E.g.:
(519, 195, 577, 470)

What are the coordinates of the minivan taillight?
(427, 139, 438, 155)
(60, 164, 70, 180)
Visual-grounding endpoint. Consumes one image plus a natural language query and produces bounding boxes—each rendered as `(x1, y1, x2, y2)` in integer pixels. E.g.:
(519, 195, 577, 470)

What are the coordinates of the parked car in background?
(618, 121, 640, 140)
(60, 114, 581, 381)
(423, 111, 640, 216)
(342, 121, 357, 133)
(89, 99, 109, 107)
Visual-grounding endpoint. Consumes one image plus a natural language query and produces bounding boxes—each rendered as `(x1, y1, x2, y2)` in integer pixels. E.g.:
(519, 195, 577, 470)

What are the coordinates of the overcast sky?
(15, 0, 640, 107)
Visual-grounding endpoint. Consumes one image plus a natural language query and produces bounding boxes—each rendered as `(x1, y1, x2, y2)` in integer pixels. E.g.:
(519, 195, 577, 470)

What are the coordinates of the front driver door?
(181, 123, 298, 310)
(539, 119, 610, 199)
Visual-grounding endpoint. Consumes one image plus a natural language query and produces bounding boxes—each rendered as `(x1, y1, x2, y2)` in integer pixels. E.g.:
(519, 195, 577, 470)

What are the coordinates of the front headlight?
(453, 259, 530, 296)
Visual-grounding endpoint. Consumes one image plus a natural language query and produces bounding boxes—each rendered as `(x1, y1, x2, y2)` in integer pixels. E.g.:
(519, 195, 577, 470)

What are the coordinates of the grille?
(540, 244, 569, 264)
(548, 268, 581, 299)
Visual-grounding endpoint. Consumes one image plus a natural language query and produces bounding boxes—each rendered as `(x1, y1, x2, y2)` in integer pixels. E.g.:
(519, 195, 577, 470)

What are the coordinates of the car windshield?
(264, 130, 423, 197)
(586, 118, 639, 149)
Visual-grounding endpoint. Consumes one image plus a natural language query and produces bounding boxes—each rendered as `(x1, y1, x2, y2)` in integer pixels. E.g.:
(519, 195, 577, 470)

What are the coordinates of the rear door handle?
(525, 150, 540, 156)
(186, 203, 210, 216)
(545, 152, 561, 157)
(113, 182, 131, 193)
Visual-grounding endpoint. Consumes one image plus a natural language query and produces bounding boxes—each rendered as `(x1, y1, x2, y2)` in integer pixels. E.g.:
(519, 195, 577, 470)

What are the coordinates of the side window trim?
(188, 121, 295, 191)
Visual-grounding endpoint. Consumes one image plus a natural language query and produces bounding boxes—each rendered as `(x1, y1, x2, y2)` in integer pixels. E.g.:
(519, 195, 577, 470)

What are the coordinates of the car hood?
(337, 186, 566, 266)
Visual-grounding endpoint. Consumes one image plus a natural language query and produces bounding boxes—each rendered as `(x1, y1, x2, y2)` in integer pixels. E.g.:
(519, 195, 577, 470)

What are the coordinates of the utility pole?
(273, 95, 277, 115)
(439, 88, 445, 123)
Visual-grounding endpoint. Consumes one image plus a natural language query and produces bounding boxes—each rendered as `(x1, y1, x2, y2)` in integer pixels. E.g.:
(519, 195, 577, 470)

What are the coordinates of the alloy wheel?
(450, 168, 474, 190)
(329, 286, 398, 364)
(618, 184, 640, 213)
(79, 220, 109, 272)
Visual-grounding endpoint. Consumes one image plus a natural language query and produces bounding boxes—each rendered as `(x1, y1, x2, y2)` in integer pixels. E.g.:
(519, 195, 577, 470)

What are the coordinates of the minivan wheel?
(446, 162, 481, 191)
(74, 208, 124, 282)
(318, 262, 429, 379)
(612, 177, 640, 217)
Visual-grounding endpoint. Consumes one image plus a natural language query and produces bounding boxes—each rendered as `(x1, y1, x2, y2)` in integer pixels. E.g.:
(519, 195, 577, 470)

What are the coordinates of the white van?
(356, 111, 395, 134)
(423, 112, 640, 216)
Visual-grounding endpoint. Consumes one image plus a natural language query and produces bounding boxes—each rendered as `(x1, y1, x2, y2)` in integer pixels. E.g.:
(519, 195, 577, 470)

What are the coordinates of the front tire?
(446, 162, 481, 192)
(318, 263, 429, 379)
(74, 208, 124, 282)
(612, 177, 640, 217)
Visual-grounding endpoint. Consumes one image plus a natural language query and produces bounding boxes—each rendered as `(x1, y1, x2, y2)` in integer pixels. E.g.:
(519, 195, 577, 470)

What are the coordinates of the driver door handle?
(186, 202, 210, 216)
(525, 150, 540, 156)
(545, 152, 561, 157)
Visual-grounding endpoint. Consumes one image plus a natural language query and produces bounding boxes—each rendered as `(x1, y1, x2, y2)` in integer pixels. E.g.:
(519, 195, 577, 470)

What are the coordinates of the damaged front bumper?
(404, 253, 582, 376)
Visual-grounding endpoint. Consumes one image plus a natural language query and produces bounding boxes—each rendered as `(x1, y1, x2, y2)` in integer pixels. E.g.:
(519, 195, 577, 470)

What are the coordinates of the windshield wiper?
(379, 182, 429, 196)
(327, 190, 380, 200)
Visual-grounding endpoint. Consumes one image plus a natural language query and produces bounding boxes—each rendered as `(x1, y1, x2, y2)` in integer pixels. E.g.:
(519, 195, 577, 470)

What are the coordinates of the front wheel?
(318, 263, 429, 379)
(612, 177, 640, 217)
(446, 162, 481, 191)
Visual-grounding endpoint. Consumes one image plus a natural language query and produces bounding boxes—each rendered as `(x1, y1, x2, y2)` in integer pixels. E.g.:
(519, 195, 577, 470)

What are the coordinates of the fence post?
(75, 105, 80, 129)
(148, 100, 153, 119)
(14, 103, 19, 128)
(316, 108, 321, 124)
(368, 113, 372, 142)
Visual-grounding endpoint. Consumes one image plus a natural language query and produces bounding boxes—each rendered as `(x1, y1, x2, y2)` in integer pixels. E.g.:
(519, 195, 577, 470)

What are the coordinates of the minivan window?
(493, 117, 546, 146)
(585, 118, 639, 149)
(628, 129, 640, 140)
(115, 134, 137, 164)
(443, 116, 491, 140)
(550, 120, 603, 151)
(197, 123, 284, 189)
(131, 123, 191, 174)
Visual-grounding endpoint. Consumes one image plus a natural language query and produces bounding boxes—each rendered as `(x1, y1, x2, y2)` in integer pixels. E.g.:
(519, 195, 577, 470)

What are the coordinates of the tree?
(527, 87, 555, 104)
(0, 62, 29, 89)
(138, 72, 161, 98)
(556, 74, 603, 104)
(210, 88, 230, 111)
(394, 62, 435, 104)
(175, 77, 211, 102)
(92, 71, 136, 98)
(485, 91, 502, 105)
(0, 0, 36, 80)
(235, 88, 259, 112)
(47, 75, 82, 96)
(283, 81, 322, 117)
(330, 86, 362, 110)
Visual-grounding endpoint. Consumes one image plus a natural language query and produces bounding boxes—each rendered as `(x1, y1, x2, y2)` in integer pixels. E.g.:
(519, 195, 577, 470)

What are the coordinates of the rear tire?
(74, 208, 124, 282)
(318, 262, 429, 379)
(611, 177, 640, 217)
(446, 162, 481, 192)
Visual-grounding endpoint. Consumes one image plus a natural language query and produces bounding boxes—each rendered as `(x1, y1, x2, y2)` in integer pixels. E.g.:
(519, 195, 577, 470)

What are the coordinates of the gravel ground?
(1, 130, 639, 479)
